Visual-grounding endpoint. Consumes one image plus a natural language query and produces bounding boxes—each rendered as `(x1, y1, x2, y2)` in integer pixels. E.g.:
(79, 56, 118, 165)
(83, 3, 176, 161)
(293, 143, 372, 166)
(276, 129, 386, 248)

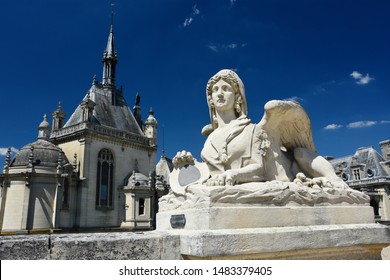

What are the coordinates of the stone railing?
(348, 176, 390, 188)
(51, 122, 88, 138)
(51, 122, 151, 147)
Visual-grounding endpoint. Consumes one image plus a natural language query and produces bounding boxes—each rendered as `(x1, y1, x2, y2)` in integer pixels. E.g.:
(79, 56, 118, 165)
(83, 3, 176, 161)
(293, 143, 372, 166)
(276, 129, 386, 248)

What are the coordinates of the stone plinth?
(177, 224, 390, 260)
(157, 183, 373, 230)
(156, 182, 390, 259)
(157, 205, 374, 230)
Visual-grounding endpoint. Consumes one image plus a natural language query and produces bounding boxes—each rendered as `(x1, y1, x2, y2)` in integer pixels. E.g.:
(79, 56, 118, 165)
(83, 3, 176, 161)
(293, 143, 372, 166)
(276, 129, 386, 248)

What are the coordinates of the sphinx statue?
(160, 69, 368, 211)
(200, 69, 344, 189)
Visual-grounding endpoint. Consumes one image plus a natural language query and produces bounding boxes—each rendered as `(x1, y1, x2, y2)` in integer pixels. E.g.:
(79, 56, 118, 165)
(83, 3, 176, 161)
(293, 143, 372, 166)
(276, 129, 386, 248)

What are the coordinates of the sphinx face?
(211, 79, 236, 112)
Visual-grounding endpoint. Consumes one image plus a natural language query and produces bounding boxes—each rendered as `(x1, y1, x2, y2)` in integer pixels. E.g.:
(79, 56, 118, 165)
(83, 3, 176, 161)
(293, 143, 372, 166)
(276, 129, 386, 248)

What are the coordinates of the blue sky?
(0, 0, 389, 165)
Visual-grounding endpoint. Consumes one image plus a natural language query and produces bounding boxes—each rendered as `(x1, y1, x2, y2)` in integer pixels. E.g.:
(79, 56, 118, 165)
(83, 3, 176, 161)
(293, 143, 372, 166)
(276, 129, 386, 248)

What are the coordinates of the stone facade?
(0, 117, 77, 233)
(0, 22, 167, 233)
(328, 140, 390, 223)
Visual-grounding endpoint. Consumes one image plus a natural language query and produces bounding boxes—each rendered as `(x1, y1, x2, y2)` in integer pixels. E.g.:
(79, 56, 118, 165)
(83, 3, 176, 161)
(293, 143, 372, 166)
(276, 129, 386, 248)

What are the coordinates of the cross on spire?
(102, 3, 118, 87)
(111, 3, 115, 27)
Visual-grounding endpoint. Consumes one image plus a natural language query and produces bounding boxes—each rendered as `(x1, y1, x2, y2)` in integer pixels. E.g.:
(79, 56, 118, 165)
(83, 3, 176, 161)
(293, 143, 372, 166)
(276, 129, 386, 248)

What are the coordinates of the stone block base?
(157, 205, 374, 230)
(175, 224, 390, 260)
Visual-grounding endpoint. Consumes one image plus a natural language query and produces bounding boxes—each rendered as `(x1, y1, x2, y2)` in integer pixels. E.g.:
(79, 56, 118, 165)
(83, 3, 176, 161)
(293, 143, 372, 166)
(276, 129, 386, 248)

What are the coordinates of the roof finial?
(92, 74, 98, 85)
(2, 147, 11, 174)
(162, 125, 165, 158)
(111, 3, 115, 28)
(38, 114, 51, 140)
(135, 92, 141, 107)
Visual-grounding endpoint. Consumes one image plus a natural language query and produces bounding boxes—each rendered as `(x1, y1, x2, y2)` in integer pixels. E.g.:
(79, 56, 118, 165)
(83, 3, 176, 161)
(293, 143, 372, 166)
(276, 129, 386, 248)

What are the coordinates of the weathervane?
(111, 3, 115, 26)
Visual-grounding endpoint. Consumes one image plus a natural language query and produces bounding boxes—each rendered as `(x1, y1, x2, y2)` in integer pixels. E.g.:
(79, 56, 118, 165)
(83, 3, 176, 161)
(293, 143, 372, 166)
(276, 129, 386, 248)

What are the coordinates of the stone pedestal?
(157, 205, 374, 230)
(177, 224, 390, 260)
(157, 183, 390, 259)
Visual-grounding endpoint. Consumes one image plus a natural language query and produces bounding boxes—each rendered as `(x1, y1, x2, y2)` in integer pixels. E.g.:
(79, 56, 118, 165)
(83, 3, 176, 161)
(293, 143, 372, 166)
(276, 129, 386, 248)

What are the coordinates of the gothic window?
(96, 149, 114, 208)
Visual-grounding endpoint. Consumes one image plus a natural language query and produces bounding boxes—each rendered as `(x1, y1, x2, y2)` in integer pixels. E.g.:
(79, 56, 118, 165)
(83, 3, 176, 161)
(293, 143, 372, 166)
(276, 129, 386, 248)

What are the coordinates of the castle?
(0, 20, 168, 233)
(328, 140, 390, 224)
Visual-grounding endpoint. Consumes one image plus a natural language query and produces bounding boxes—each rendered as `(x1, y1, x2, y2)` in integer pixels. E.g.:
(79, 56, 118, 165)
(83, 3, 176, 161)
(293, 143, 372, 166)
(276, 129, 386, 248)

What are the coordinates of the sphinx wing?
(259, 100, 316, 153)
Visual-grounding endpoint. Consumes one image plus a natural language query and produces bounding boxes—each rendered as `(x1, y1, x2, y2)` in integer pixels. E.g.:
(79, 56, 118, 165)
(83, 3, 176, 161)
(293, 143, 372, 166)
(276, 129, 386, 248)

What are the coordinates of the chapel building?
(0, 21, 167, 233)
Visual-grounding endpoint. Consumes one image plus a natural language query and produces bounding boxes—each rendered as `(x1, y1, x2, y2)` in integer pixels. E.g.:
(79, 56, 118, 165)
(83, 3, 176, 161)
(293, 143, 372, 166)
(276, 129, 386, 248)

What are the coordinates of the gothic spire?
(102, 4, 118, 87)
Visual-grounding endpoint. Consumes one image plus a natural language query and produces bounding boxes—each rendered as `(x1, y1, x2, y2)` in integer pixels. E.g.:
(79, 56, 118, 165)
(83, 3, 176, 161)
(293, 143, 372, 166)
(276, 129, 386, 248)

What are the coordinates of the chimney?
(379, 140, 390, 161)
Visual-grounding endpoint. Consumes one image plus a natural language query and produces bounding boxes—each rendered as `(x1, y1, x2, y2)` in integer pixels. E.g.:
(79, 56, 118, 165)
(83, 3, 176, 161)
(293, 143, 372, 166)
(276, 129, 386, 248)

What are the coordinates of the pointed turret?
(52, 102, 66, 131)
(80, 92, 96, 122)
(102, 23, 118, 87)
(144, 107, 158, 146)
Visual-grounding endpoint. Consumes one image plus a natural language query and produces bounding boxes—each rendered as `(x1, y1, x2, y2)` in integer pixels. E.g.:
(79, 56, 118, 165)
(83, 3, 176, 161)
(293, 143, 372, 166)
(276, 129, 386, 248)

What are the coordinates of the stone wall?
(0, 231, 181, 260)
(1, 225, 390, 260)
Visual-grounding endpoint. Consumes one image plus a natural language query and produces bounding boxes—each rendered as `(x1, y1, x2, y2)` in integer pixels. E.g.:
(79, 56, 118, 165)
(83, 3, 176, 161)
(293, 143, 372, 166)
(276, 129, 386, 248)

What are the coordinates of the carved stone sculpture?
(161, 69, 368, 212)
(155, 70, 386, 260)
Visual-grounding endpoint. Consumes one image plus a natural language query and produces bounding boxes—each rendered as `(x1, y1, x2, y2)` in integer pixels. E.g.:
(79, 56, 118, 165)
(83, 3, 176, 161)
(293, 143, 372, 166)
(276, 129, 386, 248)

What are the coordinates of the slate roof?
(64, 85, 143, 136)
(330, 146, 390, 180)
(156, 155, 174, 184)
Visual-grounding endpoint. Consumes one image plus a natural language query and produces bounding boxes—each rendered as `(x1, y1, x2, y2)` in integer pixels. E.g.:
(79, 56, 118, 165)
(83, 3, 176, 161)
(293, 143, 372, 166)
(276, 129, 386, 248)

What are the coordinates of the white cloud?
(350, 70, 374, 85)
(324, 124, 343, 130)
(183, 5, 200, 27)
(325, 119, 389, 130)
(192, 4, 200, 15)
(183, 17, 193, 27)
(0, 147, 18, 156)
(347, 120, 377, 128)
(208, 44, 218, 52)
(208, 42, 246, 52)
(357, 74, 374, 85)
(350, 71, 362, 79)
(227, 43, 238, 49)
(312, 80, 336, 95)
(230, 0, 238, 7)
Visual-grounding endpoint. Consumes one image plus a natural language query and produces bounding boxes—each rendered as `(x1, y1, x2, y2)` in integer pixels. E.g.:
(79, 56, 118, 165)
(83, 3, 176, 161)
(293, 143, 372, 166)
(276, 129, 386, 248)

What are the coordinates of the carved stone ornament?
(162, 69, 370, 207)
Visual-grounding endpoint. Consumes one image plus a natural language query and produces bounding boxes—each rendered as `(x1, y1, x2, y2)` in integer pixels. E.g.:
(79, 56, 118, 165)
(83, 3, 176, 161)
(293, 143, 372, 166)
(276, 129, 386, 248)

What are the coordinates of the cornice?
(50, 122, 156, 152)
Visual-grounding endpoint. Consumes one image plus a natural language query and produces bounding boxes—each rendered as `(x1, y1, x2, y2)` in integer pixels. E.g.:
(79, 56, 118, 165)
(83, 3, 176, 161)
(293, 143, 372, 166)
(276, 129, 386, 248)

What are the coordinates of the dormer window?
(352, 168, 361, 181)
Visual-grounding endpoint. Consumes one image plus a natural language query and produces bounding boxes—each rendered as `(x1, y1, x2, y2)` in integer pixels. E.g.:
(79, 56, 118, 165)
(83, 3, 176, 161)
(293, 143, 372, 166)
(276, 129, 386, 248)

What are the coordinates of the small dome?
(145, 107, 157, 125)
(130, 172, 149, 182)
(39, 115, 50, 129)
(124, 171, 149, 189)
(10, 139, 69, 168)
(37, 114, 51, 140)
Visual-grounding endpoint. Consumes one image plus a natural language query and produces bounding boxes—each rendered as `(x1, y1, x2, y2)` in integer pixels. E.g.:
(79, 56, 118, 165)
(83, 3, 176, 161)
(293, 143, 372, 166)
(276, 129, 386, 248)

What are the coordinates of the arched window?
(96, 149, 114, 208)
